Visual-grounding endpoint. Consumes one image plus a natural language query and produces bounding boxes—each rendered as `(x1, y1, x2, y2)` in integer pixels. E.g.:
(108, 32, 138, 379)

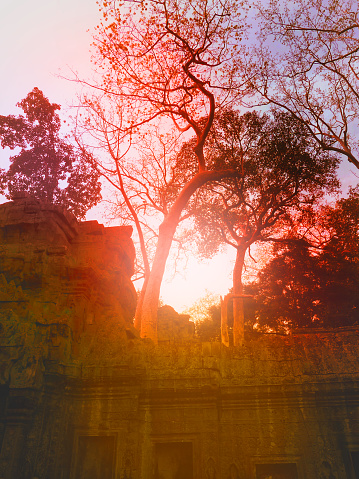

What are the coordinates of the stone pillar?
(221, 295, 230, 347)
(221, 294, 253, 347)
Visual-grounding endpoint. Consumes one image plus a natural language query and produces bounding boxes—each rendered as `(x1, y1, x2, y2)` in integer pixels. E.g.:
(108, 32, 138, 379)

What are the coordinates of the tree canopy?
(254, 186, 359, 330)
(186, 109, 339, 258)
(0, 88, 101, 218)
(250, 0, 359, 168)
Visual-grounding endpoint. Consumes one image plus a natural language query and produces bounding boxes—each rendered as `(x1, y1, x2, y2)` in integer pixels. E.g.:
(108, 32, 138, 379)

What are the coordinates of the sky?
(0, 0, 358, 313)
(0, 0, 98, 114)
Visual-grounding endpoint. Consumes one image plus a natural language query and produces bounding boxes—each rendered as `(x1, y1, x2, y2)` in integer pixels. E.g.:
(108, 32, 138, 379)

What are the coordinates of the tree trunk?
(134, 276, 148, 331)
(139, 169, 238, 342)
(232, 246, 246, 347)
(139, 218, 178, 341)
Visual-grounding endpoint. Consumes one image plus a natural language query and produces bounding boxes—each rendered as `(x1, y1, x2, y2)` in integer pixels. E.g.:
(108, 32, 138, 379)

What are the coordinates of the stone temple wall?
(0, 198, 359, 479)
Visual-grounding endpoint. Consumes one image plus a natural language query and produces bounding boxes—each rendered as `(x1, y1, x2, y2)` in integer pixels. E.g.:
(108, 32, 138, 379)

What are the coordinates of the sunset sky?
(0, 0, 358, 313)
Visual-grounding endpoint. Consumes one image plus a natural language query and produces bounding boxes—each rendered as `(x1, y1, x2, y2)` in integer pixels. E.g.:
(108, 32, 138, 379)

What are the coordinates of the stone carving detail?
(319, 460, 336, 479)
(206, 458, 216, 479)
(0, 273, 25, 301)
(256, 463, 299, 479)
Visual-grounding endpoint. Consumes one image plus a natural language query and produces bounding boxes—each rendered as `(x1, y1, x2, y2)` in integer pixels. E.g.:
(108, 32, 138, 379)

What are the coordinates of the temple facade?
(0, 197, 359, 479)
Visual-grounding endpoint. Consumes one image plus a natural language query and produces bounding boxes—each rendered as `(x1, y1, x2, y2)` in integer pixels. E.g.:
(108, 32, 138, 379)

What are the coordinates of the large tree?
(0, 88, 101, 218)
(83, 0, 250, 341)
(176, 108, 339, 344)
(249, 0, 359, 168)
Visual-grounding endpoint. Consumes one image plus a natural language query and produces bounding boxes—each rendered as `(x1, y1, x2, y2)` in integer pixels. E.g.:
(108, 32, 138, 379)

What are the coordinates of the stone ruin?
(0, 197, 359, 479)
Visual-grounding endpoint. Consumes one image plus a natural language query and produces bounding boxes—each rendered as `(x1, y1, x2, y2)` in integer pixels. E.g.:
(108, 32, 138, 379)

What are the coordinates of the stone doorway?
(153, 442, 193, 479)
(72, 435, 116, 479)
(256, 463, 299, 479)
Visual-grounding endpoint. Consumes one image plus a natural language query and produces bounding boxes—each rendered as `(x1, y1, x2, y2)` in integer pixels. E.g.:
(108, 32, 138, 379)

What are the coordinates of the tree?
(316, 185, 359, 326)
(255, 187, 359, 329)
(83, 0, 250, 341)
(184, 291, 221, 341)
(176, 108, 339, 344)
(0, 88, 101, 218)
(254, 241, 322, 330)
(324, 184, 359, 258)
(249, 0, 359, 168)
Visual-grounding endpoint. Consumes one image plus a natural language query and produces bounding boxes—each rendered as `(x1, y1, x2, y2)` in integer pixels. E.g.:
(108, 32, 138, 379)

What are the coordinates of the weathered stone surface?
(1, 198, 359, 479)
(0, 197, 137, 388)
(157, 305, 195, 343)
(1, 329, 354, 479)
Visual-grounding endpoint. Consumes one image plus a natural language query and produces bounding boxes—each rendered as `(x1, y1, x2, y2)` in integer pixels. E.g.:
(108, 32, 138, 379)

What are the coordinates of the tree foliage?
(250, 0, 359, 168)
(254, 241, 322, 329)
(184, 291, 221, 341)
(187, 109, 339, 261)
(99, 128, 198, 295)
(255, 187, 359, 329)
(195, 302, 222, 341)
(0, 88, 101, 218)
